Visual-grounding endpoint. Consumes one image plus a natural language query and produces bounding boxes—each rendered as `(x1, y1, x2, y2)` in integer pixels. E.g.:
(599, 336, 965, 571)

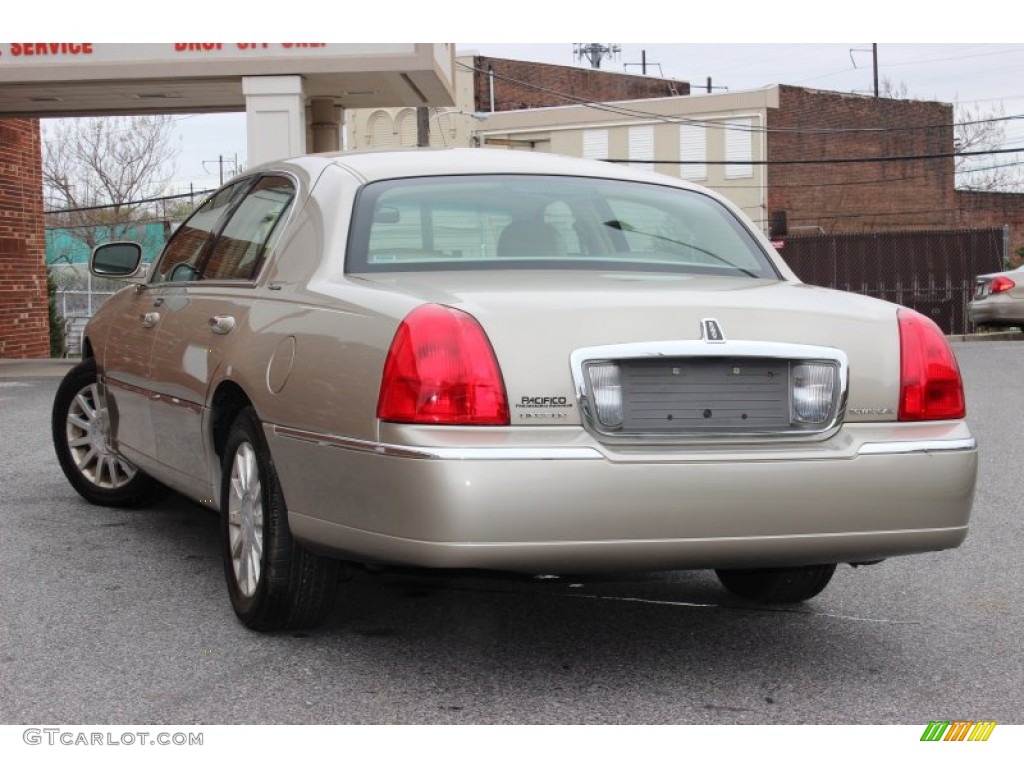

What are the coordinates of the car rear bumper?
(968, 298, 1023, 325)
(268, 422, 977, 573)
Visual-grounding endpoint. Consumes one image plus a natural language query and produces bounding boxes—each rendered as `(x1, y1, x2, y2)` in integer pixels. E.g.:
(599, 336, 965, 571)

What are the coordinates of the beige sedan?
(52, 149, 977, 631)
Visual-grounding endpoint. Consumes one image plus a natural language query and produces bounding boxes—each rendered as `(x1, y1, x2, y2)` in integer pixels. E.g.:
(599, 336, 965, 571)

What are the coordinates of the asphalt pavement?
(0, 342, 1021, 725)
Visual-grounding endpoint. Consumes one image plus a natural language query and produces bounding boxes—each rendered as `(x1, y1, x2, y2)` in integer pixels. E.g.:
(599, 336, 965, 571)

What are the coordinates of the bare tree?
(953, 101, 1024, 192)
(878, 76, 909, 100)
(879, 78, 1023, 193)
(42, 115, 180, 259)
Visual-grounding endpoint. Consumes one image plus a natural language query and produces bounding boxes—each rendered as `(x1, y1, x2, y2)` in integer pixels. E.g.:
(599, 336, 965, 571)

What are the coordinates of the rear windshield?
(346, 174, 778, 278)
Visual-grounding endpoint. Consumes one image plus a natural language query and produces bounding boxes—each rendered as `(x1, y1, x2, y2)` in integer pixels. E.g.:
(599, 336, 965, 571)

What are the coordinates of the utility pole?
(624, 50, 665, 77)
(416, 107, 430, 148)
(202, 154, 239, 185)
(573, 43, 621, 70)
(873, 43, 879, 98)
(850, 44, 880, 97)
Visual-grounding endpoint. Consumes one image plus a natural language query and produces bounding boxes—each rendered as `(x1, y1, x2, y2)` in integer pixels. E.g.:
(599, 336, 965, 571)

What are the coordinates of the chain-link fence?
(778, 228, 1006, 335)
(49, 264, 124, 357)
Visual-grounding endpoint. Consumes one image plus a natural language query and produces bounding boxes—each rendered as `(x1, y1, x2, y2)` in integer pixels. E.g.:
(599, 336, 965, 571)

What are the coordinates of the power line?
(600, 145, 1024, 167)
(459, 61, 1024, 136)
(39, 113, 201, 146)
(45, 188, 214, 215)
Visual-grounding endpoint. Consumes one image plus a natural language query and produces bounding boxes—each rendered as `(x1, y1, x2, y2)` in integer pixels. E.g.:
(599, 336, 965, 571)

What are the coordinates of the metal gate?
(777, 228, 1005, 335)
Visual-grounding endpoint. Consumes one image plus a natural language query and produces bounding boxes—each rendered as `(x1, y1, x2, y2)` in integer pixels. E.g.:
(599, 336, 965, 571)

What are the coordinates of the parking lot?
(1, 341, 1021, 725)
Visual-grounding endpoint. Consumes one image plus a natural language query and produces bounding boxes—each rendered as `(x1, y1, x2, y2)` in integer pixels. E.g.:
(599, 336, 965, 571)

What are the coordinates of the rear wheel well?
(211, 382, 254, 460)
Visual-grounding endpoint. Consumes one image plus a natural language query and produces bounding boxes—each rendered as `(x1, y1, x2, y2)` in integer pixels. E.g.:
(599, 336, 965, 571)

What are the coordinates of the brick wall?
(956, 190, 1024, 263)
(767, 86, 955, 237)
(0, 118, 48, 358)
(472, 56, 688, 112)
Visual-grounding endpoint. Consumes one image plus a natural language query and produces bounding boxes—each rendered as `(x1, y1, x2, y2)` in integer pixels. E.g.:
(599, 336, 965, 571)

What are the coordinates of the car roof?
(252, 147, 703, 190)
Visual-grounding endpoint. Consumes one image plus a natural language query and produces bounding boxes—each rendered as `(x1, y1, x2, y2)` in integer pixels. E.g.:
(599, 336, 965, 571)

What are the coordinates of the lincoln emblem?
(702, 318, 726, 343)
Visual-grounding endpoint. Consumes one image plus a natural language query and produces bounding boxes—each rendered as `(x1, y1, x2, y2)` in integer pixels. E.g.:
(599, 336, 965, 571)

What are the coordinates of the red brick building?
(767, 86, 1024, 260)
(0, 118, 47, 358)
(471, 55, 688, 111)
(955, 190, 1024, 260)
(767, 86, 956, 236)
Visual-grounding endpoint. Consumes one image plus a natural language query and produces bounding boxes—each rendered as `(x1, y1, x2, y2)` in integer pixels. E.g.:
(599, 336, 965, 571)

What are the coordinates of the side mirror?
(90, 242, 144, 282)
(374, 206, 401, 224)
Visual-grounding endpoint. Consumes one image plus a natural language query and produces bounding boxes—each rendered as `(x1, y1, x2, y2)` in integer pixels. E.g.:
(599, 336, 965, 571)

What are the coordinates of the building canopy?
(0, 43, 454, 117)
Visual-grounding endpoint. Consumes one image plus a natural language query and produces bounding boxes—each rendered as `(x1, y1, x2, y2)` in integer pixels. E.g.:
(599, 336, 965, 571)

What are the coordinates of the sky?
(163, 42, 1024, 194)
(17, 2, 1024, 197)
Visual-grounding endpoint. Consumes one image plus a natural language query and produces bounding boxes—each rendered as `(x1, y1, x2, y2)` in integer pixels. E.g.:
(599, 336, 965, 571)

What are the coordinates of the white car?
(968, 264, 1024, 328)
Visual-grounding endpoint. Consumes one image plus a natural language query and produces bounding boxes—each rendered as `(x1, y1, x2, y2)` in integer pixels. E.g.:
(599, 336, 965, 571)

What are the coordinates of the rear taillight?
(377, 304, 509, 425)
(898, 308, 965, 421)
(990, 275, 1015, 294)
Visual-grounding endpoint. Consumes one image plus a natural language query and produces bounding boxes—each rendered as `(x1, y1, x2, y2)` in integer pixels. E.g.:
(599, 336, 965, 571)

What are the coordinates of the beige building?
(474, 89, 775, 232)
(346, 56, 775, 233)
(345, 55, 481, 150)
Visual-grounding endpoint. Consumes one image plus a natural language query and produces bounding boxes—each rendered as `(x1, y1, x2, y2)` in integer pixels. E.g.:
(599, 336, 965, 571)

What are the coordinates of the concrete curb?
(947, 331, 1024, 343)
(0, 358, 77, 379)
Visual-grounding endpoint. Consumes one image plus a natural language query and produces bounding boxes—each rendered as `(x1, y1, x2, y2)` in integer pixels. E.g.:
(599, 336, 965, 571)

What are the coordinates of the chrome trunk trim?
(570, 340, 850, 445)
(857, 438, 977, 456)
(272, 425, 603, 461)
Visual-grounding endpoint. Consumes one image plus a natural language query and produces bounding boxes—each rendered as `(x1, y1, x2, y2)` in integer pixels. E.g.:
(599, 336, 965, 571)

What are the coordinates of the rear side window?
(347, 174, 777, 278)
(202, 177, 295, 281)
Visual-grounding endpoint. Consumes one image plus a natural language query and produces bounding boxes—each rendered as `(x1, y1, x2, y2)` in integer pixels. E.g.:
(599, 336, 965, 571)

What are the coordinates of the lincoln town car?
(52, 149, 978, 630)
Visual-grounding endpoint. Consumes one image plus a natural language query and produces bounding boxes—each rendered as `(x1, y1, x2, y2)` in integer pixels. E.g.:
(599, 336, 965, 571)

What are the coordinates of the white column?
(242, 75, 306, 166)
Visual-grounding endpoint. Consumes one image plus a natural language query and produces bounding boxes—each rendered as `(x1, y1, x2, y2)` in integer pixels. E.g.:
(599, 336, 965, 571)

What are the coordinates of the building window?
(582, 129, 608, 160)
(628, 125, 654, 171)
(725, 118, 753, 179)
(367, 111, 392, 148)
(395, 109, 417, 147)
(679, 124, 707, 181)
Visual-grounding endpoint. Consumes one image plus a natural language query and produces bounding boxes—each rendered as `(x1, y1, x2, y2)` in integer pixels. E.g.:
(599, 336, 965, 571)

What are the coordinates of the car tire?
(714, 563, 837, 604)
(51, 358, 158, 507)
(221, 406, 340, 631)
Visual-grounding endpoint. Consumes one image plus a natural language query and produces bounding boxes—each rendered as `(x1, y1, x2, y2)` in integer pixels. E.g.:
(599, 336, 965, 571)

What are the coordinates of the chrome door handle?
(140, 312, 160, 328)
(209, 315, 236, 335)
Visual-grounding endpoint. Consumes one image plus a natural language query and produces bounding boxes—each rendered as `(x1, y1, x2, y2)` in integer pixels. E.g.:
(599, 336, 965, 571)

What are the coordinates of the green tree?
(47, 269, 65, 358)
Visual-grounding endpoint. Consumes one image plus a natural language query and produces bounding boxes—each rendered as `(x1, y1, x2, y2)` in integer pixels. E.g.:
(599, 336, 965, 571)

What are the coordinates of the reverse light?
(989, 275, 1015, 294)
(377, 304, 509, 425)
(791, 363, 837, 424)
(898, 308, 966, 421)
(587, 362, 623, 429)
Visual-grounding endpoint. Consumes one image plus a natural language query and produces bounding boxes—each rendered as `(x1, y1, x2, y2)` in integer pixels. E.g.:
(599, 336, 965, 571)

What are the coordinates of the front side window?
(151, 181, 250, 284)
(347, 175, 777, 279)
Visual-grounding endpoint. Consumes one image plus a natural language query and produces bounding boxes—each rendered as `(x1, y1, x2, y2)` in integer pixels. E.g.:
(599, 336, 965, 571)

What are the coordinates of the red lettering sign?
(8, 43, 93, 56)
(173, 43, 225, 52)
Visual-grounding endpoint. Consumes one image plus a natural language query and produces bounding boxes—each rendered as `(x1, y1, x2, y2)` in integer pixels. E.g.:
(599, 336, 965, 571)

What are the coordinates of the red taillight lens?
(990, 275, 1015, 294)
(377, 304, 509, 425)
(898, 308, 965, 421)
